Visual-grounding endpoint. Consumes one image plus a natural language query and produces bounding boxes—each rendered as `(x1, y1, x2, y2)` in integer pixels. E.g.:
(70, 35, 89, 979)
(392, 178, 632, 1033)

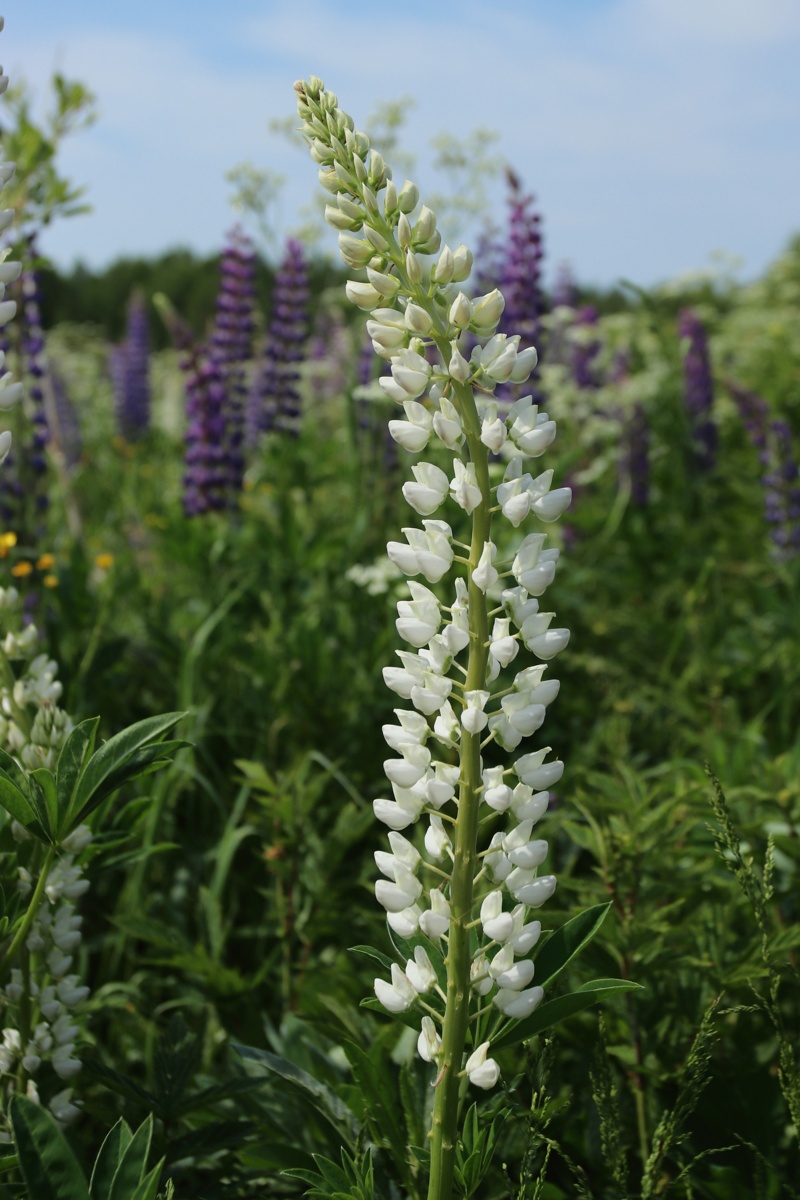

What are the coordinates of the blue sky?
(6, 0, 800, 287)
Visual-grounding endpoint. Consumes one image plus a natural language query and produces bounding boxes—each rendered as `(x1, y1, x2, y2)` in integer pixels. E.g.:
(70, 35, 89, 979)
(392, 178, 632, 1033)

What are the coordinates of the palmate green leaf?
(0, 747, 28, 793)
(108, 1115, 153, 1200)
(9, 1095, 90, 1200)
(533, 902, 612, 988)
(67, 713, 186, 827)
(29, 769, 58, 843)
(0, 765, 47, 842)
(56, 718, 100, 834)
(129, 1160, 165, 1200)
(342, 1041, 407, 1179)
(89, 1118, 133, 1197)
(70, 740, 189, 828)
(492, 979, 644, 1051)
(349, 944, 394, 973)
(233, 1043, 357, 1148)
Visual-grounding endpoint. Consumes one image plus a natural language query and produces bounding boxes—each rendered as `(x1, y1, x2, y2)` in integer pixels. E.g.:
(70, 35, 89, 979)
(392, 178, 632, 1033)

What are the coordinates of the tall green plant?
(293, 77, 640, 1200)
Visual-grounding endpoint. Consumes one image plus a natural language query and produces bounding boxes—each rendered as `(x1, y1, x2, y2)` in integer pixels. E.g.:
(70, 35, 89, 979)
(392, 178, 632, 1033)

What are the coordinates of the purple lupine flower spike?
(112, 290, 151, 440)
(22, 252, 49, 510)
(678, 308, 717, 472)
(182, 345, 230, 516)
(499, 169, 545, 357)
(763, 419, 800, 559)
(49, 370, 82, 468)
(728, 380, 769, 459)
(211, 226, 256, 494)
(572, 305, 601, 389)
(247, 237, 309, 439)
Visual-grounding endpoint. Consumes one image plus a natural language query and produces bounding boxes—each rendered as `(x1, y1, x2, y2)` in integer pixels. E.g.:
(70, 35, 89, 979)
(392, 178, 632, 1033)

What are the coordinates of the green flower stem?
(0, 846, 54, 978)
(427, 376, 491, 1200)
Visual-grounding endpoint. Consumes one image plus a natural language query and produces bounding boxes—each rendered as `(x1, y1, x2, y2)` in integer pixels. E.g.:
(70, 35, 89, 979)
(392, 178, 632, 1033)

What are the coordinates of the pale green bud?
(362, 184, 379, 216)
(367, 267, 401, 298)
(412, 206, 436, 244)
(334, 162, 353, 186)
(405, 249, 423, 284)
(416, 231, 441, 256)
(451, 244, 473, 282)
(433, 245, 454, 283)
(448, 343, 470, 383)
(368, 149, 386, 187)
(325, 205, 359, 231)
(364, 225, 388, 251)
(367, 319, 407, 350)
(397, 213, 412, 249)
(338, 232, 374, 269)
(337, 194, 362, 220)
(310, 139, 334, 165)
(354, 130, 370, 158)
(318, 168, 342, 194)
(470, 288, 505, 333)
(345, 281, 383, 311)
(385, 179, 398, 214)
(449, 293, 472, 330)
(404, 303, 433, 335)
(353, 154, 368, 183)
(397, 181, 419, 213)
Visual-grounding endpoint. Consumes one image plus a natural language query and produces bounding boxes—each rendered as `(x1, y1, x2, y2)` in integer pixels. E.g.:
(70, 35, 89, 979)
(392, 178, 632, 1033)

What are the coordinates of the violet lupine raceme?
(111, 290, 152, 441)
(247, 236, 309, 440)
(0, 21, 22, 469)
(295, 77, 570, 1196)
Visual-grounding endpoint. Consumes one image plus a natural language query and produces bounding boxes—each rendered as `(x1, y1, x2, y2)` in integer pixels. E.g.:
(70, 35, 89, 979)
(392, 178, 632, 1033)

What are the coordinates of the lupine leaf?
(56, 718, 100, 834)
(108, 1115, 153, 1198)
(29, 769, 58, 842)
(89, 1119, 132, 1197)
(69, 713, 186, 825)
(0, 767, 42, 838)
(9, 1096, 90, 1200)
(129, 1159, 165, 1200)
(349, 944, 394, 972)
(533, 902, 612, 988)
(233, 1044, 357, 1146)
(492, 979, 644, 1050)
(342, 1041, 407, 1177)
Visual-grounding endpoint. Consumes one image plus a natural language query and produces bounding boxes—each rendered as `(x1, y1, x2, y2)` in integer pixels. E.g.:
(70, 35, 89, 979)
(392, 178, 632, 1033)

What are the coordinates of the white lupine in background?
(0, 587, 89, 1140)
(295, 75, 575, 1198)
(0, 17, 22, 466)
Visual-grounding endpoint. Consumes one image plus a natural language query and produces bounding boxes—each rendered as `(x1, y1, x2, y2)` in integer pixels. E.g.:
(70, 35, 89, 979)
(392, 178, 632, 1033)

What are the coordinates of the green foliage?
(8, 1098, 168, 1200)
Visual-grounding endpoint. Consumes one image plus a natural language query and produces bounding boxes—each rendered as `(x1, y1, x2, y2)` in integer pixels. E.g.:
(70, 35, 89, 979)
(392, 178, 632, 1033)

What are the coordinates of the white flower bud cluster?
(0, 17, 22, 466)
(296, 77, 572, 1092)
(0, 589, 74, 769)
(0, 826, 92, 1137)
(0, 825, 91, 1136)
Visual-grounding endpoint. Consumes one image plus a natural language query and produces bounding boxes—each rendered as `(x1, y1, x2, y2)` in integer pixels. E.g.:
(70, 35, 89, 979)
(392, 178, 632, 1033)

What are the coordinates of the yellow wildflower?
(95, 553, 114, 571)
(36, 553, 55, 570)
(11, 561, 33, 578)
(0, 532, 17, 557)
(43, 574, 59, 588)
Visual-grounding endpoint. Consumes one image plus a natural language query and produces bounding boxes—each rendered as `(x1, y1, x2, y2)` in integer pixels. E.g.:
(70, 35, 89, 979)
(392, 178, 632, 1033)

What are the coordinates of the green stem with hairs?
(426, 374, 491, 1200)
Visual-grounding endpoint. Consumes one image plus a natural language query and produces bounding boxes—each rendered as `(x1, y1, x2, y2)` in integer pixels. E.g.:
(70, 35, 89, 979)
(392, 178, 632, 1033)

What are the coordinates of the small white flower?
(425, 814, 452, 860)
(402, 463, 450, 516)
(449, 461, 482, 514)
(489, 618, 519, 668)
(374, 964, 417, 1013)
(417, 1015, 442, 1063)
(419, 889, 450, 938)
(461, 689, 490, 734)
(482, 766, 513, 813)
(464, 1041, 500, 1089)
(432, 397, 463, 449)
(387, 904, 422, 937)
(493, 985, 544, 1019)
(480, 891, 514, 943)
(406, 946, 437, 993)
(472, 542, 498, 593)
(515, 749, 564, 790)
(388, 400, 433, 452)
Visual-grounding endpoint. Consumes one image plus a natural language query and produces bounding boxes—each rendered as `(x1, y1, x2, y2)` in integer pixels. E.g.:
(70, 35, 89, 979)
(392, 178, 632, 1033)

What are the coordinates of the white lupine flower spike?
(296, 72, 579, 1187)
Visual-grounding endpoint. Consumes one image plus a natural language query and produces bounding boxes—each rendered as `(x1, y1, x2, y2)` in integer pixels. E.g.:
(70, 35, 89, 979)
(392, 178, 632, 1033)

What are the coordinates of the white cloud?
(6, 0, 799, 285)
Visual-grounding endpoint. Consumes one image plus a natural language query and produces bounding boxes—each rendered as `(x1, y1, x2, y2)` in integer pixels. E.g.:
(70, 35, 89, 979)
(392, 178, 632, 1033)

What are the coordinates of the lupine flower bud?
(417, 1016, 442, 1062)
(449, 293, 472, 330)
